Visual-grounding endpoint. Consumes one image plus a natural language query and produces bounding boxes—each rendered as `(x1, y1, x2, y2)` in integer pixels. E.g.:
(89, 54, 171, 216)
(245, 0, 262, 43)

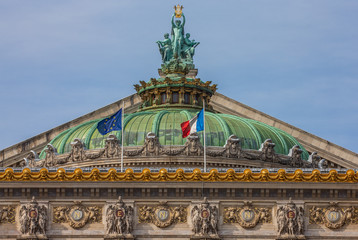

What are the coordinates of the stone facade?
(0, 184, 358, 239)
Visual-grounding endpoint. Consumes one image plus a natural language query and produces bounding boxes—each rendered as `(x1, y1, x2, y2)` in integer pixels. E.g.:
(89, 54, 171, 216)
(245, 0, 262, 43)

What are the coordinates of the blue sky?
(0, 0, 357, 153)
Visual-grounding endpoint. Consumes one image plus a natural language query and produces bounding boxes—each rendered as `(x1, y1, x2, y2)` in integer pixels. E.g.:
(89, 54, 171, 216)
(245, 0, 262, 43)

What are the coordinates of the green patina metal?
(39, 9, 309, 161)
(41, 108, 310, 160)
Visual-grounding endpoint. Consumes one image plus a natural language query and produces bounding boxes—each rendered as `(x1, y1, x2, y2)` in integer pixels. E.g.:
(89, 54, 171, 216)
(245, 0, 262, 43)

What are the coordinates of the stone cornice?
(0, 168, 356, 183)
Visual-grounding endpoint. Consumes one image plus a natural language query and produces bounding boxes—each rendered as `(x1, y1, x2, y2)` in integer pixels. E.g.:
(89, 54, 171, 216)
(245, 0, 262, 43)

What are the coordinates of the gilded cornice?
(0, 168, 357, 183)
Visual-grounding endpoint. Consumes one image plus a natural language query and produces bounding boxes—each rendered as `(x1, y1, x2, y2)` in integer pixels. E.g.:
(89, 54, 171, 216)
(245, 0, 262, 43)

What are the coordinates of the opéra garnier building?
(0, 6, 357, 240)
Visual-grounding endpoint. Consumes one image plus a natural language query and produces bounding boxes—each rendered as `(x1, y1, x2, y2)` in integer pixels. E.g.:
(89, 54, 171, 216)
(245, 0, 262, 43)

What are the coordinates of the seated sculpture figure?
(156, 33, 173, 62)
(182, 33, 200, 61)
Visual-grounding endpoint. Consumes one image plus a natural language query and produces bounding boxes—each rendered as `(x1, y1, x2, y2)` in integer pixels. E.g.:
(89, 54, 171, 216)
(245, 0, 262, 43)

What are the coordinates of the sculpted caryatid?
(19, 196, 47, 236)
(171, 13, 185, 58)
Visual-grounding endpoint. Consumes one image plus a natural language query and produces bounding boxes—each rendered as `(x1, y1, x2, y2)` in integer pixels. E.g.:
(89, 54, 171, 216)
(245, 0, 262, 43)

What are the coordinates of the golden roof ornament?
(174, 4, 183, 18)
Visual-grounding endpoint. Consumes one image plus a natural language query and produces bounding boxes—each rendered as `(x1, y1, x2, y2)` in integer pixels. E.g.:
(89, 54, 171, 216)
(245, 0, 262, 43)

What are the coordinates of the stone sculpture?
(259, 139, 278, 163)
(276, 199, 305, 239)
(21, 132, 335, 169)
(138, 202, 186, 228)
(142, 132, 161, 156)
(288, 145, 303, 167)
(184, 133, 203, 156)
(19, 196, 47, 237)
(44, 144, 58, 167)
(104, 134, 121, 158)
(223, 135, 242, 158)
(0, 206, 15, 224)
(309, 203, 358, 229)
(224, 202, 271, 228)
(191, 197, 219, 237)
(68, 139, 86, 162)
(105, 196, 134, 238)
(53, 201, 102, 229)
(24, 150, 41, 168)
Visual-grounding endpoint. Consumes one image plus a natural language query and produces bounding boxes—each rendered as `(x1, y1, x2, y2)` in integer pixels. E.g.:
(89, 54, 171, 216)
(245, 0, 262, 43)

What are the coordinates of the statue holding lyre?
(156, 33, 173, 63)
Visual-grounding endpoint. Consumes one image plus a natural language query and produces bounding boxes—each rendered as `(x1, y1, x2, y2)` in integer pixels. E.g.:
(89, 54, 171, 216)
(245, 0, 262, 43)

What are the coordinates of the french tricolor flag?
(180, 109, 204, 138)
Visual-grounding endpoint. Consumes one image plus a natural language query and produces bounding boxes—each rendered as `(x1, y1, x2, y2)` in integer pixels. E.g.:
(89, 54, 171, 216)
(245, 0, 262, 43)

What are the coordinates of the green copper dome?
(39, 109, 309, 160)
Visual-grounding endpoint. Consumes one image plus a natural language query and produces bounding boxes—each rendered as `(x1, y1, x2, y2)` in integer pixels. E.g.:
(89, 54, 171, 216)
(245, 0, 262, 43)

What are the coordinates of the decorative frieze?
(53, 201, 102, 229)
(224, 201, 271, 228)
(309, 203, 358, 229)
(22, 133, 326, 169)
(138, 202, 186, 228)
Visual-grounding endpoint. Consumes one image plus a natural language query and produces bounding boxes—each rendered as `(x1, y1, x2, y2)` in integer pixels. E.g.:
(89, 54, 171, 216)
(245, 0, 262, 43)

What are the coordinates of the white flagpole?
(203, 98, 206, 172)
(121, 101, 124, 172)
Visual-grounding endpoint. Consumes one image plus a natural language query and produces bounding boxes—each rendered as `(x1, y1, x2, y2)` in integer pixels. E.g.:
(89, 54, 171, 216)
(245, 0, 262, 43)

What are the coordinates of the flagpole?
(121, 101, 124, 172)
(203, 98, 206, 172)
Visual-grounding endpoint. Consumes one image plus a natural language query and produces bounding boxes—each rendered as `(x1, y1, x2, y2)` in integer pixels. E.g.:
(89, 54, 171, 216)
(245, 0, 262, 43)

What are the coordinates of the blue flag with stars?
(97, 109, 122, 135)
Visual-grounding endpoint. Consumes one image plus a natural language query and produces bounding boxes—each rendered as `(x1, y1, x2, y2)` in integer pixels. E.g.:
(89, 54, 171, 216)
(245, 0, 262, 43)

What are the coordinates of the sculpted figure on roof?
(157, 7, 199, 65)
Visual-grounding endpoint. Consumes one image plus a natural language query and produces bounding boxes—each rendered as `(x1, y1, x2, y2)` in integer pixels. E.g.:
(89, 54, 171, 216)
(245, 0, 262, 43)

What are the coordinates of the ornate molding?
(53, 201, 102, 229)
(224, 202, 271, 228)
(134, 76, 217, 95)
(309, 203, 358, 229)
(1, 168, 356, 183)
(138, 202, 186, 228)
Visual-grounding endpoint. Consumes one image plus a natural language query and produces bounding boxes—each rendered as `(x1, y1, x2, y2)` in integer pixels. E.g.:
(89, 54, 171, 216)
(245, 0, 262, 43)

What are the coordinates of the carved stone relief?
(223, 135, 242, 158)
(259, 139, 278, 163)
(19, 196, 47, 237)
(142, 132, 161, 156)
(288, 145, 304, 168)
(224, 202, 271, 228)
(105, 196, 134, 238)
(276, 199, 305, 239)
(309, 203, 358, 229)
(53, 201, 102, 229)
(138, 202, 186, 228)
(104, 134, 121, 158)
(191, 198, 219, 238)
(0, 206, 15, 224)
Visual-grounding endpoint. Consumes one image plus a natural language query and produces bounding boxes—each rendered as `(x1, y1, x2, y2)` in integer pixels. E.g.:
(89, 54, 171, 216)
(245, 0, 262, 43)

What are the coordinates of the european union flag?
(97, 109, 122, 135)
